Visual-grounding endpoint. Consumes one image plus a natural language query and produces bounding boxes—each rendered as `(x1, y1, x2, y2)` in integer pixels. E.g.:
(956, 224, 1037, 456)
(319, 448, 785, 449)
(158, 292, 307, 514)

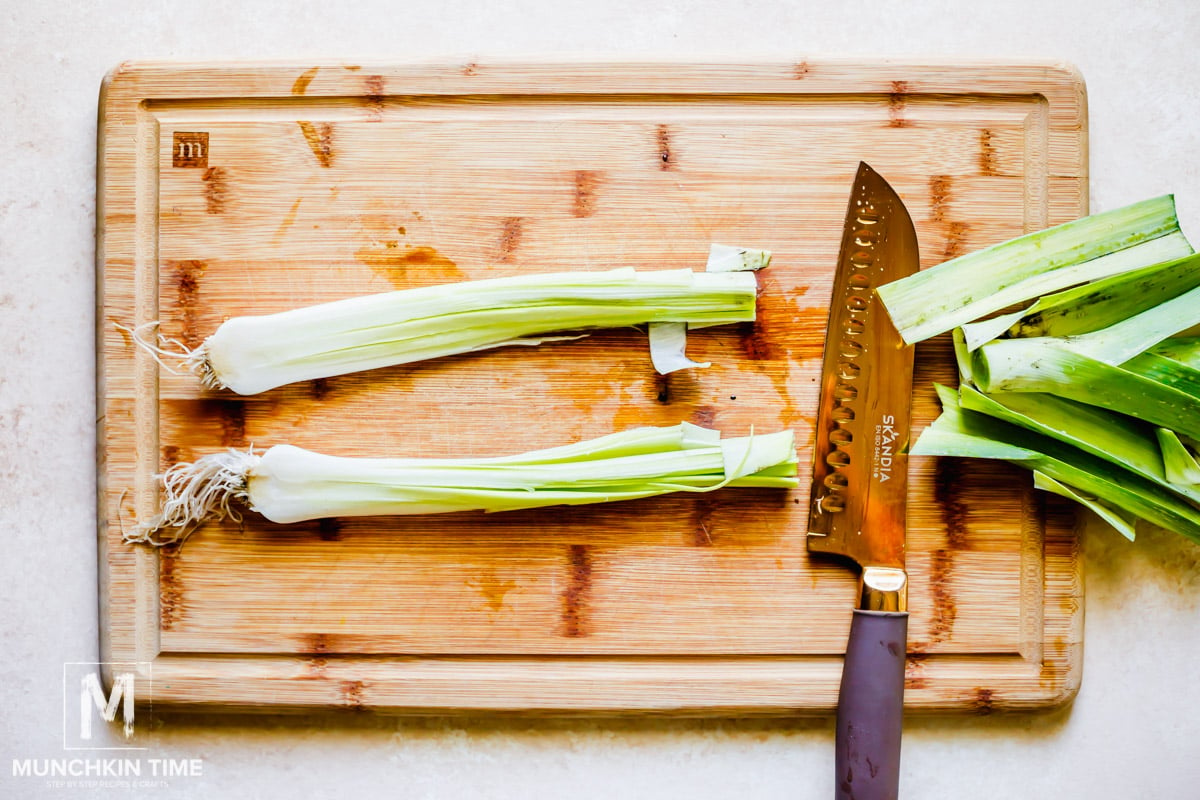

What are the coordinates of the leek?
(878, 194, 1200, 542)
(1152, 337, 1200, 367)
(128, 423, 799, 546)
(972, 344, 1200, 441)
(1157, 428, 1200, 485)
(135, 267, 762, 395)
(912, 387, 1200, 543)
(648, 322, 711, 374)
(1032, 472, 1138, 541)
(704, 243, 773, 273)
(975, 281, 1200, 368)
(959, 252, 1200, 351)
(956, 385, 1200, 502)
(645, 245, 771, 374)
(877, 195, 1192, 344)
(1124, 342, 1200, 397)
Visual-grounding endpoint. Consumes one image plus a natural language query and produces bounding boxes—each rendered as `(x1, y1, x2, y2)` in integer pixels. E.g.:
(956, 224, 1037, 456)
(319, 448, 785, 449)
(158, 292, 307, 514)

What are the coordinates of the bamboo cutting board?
(97, 60, 1087, 713)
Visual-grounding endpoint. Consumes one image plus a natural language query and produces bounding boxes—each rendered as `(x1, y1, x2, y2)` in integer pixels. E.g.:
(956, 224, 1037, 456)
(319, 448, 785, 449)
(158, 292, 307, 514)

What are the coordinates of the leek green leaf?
(1157, 428, 1200, 485)
(878, 196, 1190, 344)
(1032, 471, 1138, 541)
(913, 387, 1200, 543)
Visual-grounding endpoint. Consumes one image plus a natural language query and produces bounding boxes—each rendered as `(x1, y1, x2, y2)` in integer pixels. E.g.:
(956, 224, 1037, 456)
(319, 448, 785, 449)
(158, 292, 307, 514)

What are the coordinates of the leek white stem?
(134, 267, 760, 395)
(704, 243, 772, 273)
(644, 244, 772, 373)
(648, 322, 710, 374)
(128, 423, 798, 546)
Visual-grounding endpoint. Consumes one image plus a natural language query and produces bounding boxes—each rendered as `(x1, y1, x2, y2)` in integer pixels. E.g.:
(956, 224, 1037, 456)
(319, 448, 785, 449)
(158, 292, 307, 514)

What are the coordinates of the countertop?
(2, 1, 1198, 797)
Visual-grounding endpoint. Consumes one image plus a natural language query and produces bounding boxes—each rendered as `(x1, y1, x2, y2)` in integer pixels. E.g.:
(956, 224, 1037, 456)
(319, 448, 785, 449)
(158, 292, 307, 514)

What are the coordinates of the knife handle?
(835, 609, 908, 800)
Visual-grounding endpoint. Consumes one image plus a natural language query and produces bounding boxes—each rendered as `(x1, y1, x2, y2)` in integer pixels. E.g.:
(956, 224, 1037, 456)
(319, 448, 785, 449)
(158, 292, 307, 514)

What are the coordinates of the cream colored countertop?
(2, 1, 1198, 797)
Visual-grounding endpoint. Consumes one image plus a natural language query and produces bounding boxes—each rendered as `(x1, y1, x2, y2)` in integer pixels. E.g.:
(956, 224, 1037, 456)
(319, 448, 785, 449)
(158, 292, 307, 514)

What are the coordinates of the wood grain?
(97, 60, 1087, 713)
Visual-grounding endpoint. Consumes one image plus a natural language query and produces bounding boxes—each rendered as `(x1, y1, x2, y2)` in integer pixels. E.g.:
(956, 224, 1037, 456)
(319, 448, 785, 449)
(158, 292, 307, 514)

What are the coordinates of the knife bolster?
(860, 566, 908, 612)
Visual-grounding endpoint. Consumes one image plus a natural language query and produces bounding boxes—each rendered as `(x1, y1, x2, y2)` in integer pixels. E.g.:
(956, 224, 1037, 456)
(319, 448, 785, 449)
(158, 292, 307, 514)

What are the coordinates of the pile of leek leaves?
(877, 195, 1200, 543)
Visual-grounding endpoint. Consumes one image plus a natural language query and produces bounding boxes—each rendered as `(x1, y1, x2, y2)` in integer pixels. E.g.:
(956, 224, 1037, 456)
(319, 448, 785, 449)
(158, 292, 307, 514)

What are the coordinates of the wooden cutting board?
(97, 60, 1086, 713)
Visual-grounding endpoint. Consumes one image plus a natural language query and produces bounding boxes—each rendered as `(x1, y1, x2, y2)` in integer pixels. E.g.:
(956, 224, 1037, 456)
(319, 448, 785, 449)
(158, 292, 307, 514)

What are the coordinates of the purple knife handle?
(835, 609, 909, 800)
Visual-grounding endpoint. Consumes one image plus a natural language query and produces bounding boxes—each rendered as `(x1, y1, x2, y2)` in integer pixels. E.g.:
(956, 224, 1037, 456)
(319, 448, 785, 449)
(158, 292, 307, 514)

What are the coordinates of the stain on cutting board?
(921, 458, 973, 647)
(363, 74, 386, 119)
(355, 242, 463, 287)
(572, 170, 602, 217)
(655, 124, 674, 169)
(888, 80, 910, 127)
(272, 198, 303, 244)
(561, 544, 593, 637)
(159, 549, 184, 630)
(297, 121, 334, 167)
(340, 679, 367, 710)
(497, 217, 524, 262)
(929, 174, 972, 260)
(171, 259, 207, 348)
(979, 128, 998, 176)
(467, 566, 519, 613)
(316, 518, 342, 541)
(292, 66, 320, 95)
(202, 167, 228, 214)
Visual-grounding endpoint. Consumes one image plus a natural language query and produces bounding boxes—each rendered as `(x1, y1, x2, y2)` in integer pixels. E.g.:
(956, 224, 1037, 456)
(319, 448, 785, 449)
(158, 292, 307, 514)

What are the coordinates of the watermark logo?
(62, 662, 151, 751)
(6, 662, 205, 791)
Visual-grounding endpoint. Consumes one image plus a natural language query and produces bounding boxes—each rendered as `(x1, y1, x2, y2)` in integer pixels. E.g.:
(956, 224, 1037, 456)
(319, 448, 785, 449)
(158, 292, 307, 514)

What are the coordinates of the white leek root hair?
(116, 321, 225, 390)
(125, 449, 258, 547)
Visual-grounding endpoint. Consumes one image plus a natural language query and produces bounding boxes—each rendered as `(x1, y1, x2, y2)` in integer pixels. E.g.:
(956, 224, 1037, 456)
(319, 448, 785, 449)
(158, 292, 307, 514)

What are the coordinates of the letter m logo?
(172, 132, 209, 168)
(81, 671, 135, 739)
(63, 662, 151, 750)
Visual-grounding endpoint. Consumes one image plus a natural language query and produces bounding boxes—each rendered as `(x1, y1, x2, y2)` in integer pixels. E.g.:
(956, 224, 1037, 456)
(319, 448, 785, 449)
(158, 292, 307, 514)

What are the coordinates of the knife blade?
(807, 161, 919, 800)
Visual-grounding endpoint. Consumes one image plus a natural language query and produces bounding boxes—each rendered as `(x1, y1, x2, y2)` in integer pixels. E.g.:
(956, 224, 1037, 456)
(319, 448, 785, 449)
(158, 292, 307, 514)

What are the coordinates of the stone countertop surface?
(2, 1, 1198, 797)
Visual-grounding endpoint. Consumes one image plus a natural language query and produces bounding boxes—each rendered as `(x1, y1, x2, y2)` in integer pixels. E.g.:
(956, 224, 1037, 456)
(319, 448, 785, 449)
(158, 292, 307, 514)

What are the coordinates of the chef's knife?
(808, 162, 919, 800)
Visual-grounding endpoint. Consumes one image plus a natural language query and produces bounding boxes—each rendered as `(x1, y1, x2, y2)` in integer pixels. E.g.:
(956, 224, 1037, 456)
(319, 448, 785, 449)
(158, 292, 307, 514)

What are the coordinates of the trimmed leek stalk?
(877, 195, 1192, 344)
(1152, 337, 1200, 367)
(128, 423, 799, 546)
(972, 280, 1200, 371)
(162, 267, 760, 395)
(963, 244, 1200, 437)
(912, 387, 1200, 543)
